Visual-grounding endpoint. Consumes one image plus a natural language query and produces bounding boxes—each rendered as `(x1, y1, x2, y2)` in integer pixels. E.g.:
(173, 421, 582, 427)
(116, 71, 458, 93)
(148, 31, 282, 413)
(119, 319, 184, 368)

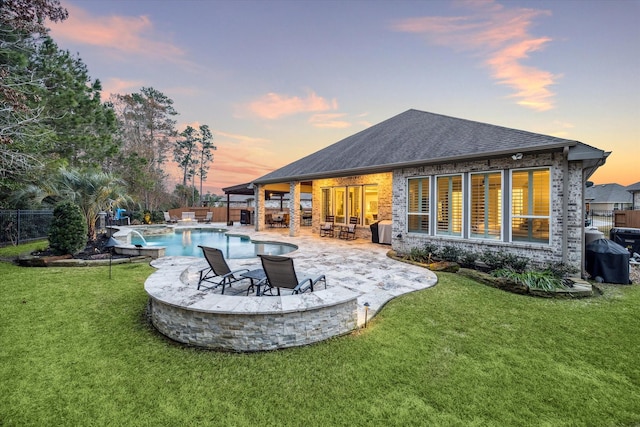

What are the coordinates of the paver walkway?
(151, 223, 438, 326)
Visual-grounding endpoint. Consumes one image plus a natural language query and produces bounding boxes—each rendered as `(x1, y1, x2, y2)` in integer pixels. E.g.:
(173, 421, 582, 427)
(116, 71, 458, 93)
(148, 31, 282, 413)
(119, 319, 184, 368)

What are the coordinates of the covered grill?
(585, 239, 630, 284)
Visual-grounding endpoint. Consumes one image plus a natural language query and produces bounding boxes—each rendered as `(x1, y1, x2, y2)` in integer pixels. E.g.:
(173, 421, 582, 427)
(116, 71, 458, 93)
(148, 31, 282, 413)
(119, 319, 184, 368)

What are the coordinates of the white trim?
(467, 170, 504, 241)
(509, 167, 551, 245)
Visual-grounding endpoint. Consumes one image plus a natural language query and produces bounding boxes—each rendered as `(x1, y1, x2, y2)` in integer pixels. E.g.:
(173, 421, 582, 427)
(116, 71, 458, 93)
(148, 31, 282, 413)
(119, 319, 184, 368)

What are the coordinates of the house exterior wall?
(312, 172, 393, 239)
(634, 192, 640, 210)
(391, 153, 585, 270)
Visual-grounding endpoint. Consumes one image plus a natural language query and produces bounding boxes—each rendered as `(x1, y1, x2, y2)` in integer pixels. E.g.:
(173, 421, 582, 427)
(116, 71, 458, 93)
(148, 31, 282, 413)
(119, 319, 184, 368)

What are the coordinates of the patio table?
(241, 269, 267, 296)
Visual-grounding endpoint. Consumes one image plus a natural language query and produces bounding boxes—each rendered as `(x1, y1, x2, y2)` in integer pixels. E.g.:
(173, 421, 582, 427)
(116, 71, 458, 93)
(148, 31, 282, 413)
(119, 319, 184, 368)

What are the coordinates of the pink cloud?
(391, 0, 558, 111)
(308, 113, 352, 129)
(244, 91, 338, 119)
(50, 3, 185, 62)
(100, 78, 144, 100)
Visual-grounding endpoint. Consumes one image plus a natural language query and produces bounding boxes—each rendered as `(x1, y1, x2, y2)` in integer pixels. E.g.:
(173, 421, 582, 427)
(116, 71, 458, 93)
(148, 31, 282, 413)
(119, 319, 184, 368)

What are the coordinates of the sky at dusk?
(49, 0, 640, 195)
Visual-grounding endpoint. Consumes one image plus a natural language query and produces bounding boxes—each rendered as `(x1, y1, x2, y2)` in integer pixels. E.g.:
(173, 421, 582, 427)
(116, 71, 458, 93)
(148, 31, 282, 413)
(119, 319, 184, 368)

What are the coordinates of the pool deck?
(149, 222, 437, 326)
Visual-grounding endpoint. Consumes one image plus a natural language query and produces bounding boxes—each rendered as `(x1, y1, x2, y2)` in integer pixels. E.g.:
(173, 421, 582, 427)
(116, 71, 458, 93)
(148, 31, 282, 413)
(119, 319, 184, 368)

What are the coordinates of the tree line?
(1, 0, 218, 240)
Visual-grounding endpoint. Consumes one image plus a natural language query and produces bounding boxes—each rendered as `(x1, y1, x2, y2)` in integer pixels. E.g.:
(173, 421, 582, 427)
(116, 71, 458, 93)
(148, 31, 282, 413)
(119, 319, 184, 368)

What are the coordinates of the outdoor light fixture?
(511, 152, 523, 160)
(104, 237, 120, 279)
(364, 302, 370, 328)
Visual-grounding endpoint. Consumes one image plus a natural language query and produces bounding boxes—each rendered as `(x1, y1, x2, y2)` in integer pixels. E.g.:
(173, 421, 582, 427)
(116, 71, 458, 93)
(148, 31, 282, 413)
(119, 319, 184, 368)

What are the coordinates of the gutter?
(254, 143, 576, 185)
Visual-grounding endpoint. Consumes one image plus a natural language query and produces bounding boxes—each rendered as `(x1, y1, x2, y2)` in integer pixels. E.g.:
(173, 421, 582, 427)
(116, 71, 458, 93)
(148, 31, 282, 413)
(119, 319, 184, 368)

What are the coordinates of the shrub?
(480, 250, 508, 270)
(422, 243, 440, 257)
(409, 247, 430, 263)
(545, 262, 579, 278)
(440, 245, 463, 262)
(501, 253, 529, 273)
(493, 268, 566, 291)
(48, 202, 87, 255)
(479, 250, 529, 272)
(459, 251, 479, 268)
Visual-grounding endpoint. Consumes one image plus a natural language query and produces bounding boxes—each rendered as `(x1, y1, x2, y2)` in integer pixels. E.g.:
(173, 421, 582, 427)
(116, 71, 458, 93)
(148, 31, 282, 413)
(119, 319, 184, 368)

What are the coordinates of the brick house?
(626, 182, 640, 210)
(250, 109, 609, 274)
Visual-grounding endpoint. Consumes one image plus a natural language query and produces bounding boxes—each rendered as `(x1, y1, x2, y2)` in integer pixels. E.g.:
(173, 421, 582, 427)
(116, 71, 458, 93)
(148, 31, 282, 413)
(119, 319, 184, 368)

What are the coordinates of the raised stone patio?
(144, 224, 439, 351)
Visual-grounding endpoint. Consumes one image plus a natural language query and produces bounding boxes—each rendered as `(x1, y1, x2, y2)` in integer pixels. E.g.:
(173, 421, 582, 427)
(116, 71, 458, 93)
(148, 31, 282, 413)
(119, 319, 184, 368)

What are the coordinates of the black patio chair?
(258, 254, 326, 296)
(197, 246, 250, 294)
(339, 216, 358, 240)
(319, 215, 335, 237)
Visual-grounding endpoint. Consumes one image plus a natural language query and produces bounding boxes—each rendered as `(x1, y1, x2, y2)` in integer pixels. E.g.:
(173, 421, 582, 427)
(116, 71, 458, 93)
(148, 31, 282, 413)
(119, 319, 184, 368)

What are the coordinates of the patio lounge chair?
(197, 246, 251, 293)
(163, 212, 177, 223)
(339, 216, 358, 240)
(258, 254, 326, 296)
(320, 215, 335, 237)
(202, 211, 213, 223)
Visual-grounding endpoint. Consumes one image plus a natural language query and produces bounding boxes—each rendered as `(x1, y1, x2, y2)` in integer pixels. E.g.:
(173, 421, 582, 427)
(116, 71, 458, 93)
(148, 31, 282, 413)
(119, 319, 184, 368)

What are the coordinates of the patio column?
(255, 184, 265, 231)
(289, 181, 301, 237)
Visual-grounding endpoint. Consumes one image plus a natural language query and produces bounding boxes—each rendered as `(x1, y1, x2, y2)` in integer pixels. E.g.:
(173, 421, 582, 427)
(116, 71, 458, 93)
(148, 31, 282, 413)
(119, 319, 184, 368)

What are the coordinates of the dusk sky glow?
(50, 0, 639, 194)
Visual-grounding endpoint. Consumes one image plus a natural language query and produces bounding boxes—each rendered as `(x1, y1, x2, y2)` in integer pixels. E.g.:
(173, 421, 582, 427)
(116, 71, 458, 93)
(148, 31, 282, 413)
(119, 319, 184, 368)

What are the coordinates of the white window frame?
(435, 174, 464, 237)
(407, 176, 430, 234)
(509, 167, 551, 245)
(468, 171, 503, 241)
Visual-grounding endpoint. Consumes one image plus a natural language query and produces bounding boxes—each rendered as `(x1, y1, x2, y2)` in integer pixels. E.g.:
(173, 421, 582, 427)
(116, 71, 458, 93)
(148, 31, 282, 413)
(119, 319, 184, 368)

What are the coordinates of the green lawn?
(1, 242, 639, 426)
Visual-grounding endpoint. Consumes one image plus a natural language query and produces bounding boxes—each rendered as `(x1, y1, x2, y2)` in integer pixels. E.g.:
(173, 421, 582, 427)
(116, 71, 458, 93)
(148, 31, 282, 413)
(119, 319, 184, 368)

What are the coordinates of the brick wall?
(391, 152, 585, 270)
(311, 172, 393, 239)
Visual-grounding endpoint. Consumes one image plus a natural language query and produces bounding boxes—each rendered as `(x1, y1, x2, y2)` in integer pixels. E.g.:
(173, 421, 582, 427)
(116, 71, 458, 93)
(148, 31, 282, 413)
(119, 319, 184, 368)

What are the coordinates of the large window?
(436, 175, 463, 236)
(347, 186, 362, 224)
(363, 185, 378, 225)
(470, 172, 502, 239)
(511, 168, 550, 244)
(321, 188, 332, 222)
(335, 187, 346, 224)
(321, 185, 376, 226)
(407, 177, 430, 233)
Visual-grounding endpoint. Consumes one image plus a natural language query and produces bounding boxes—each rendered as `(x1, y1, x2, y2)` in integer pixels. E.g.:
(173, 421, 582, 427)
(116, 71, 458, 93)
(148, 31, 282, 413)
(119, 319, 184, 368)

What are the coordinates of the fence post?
(16, 209, 21, 246)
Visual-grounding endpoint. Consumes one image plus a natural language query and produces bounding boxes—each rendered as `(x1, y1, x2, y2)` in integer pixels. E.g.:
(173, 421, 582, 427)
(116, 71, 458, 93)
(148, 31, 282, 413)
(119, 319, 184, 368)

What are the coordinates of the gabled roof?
(254, 109, 607, 184)
(626, 181, 640, 193)
(585, 183, 633, 203)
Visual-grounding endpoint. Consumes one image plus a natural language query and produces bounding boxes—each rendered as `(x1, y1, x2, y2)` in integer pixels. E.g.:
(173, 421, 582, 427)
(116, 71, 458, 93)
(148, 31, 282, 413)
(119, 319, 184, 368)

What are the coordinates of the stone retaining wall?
(145, 260, 359, 352)
(149, 291, 358, 351)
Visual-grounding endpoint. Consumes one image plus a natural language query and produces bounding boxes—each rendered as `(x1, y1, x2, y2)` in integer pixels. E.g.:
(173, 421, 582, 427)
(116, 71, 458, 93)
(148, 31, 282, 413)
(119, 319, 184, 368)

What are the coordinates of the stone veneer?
(391, 152, 585, 271)
(145, 259, 359, 352)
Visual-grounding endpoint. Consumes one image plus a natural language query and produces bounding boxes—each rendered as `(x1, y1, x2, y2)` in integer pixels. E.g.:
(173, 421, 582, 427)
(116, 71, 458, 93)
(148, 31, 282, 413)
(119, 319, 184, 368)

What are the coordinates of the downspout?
(562, 146, 569, 265)
(581, 169, 588, 279)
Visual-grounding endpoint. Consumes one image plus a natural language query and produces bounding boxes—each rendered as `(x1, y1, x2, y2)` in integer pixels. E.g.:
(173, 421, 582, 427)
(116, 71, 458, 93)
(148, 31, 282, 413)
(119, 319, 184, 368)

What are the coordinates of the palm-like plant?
(14, 167, 130, 240)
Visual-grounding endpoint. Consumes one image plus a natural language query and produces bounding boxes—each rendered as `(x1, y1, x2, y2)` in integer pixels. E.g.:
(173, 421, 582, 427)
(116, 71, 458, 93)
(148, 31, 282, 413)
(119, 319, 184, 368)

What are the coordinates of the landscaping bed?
(388, 247, 596, 298)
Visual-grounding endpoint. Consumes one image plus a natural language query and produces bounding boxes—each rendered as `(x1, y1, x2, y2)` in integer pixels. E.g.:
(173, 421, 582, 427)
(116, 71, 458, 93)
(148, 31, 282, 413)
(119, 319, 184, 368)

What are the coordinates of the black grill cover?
(585, 239, 630, 284)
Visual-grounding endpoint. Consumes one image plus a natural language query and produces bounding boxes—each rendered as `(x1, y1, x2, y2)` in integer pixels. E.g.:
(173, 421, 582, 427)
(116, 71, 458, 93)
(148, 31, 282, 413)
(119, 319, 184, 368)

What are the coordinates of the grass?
(1, 242, 639, 426)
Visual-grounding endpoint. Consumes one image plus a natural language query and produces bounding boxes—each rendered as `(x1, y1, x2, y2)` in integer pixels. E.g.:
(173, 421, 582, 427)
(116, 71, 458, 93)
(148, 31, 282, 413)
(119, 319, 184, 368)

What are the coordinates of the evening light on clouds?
(50, 0, 639, 194)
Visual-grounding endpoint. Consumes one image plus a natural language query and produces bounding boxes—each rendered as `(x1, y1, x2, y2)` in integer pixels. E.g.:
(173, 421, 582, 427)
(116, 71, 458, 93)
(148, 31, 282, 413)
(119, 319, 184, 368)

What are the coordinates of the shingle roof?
(626, 181, 640, 192)
(585, 183, 633, 203)
(254, 109, 600, 184)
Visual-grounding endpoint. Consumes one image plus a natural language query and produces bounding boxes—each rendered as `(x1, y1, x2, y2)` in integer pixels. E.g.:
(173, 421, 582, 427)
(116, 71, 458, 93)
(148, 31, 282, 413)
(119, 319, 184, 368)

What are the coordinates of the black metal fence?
(0, 210, 53, 247)
(586, 210, 615, 236)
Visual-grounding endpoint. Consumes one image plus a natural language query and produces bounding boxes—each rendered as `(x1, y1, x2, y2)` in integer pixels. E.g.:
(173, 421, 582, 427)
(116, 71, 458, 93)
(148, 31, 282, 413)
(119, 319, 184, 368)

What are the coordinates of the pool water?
(131, 229, 296, 258)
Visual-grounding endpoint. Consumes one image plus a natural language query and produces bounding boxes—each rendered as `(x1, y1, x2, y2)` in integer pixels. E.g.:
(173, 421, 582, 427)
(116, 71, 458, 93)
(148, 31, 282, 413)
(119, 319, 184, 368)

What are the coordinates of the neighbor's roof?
(585, 183, 633, 203)
(254, 109, 607, 184)
(626, 181, 640, 192)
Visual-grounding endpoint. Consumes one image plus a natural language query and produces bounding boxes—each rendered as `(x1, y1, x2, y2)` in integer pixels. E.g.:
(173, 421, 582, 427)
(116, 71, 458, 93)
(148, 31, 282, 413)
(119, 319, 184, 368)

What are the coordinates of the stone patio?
(148, 222, 439, 326)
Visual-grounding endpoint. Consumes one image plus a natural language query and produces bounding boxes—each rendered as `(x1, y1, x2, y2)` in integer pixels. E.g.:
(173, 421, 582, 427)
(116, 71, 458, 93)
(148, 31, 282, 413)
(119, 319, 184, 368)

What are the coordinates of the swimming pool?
(130, 228, 296, 258)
